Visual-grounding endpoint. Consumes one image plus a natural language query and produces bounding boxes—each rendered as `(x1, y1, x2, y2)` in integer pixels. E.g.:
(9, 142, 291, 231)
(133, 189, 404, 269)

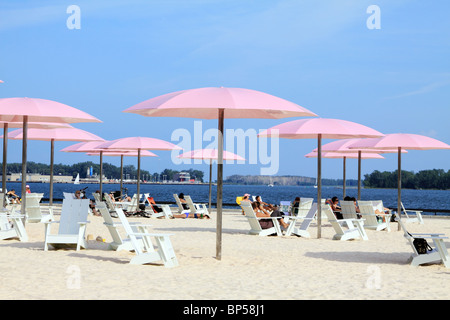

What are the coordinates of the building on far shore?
(2, 173, 73, 183)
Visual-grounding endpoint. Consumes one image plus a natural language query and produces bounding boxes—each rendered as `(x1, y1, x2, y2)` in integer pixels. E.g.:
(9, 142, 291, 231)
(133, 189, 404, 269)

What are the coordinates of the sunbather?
(253, 201, 289, 229)
(254, 195, 276, 211)
(171, 211, 210, 219)
(6, 190, 20, 204)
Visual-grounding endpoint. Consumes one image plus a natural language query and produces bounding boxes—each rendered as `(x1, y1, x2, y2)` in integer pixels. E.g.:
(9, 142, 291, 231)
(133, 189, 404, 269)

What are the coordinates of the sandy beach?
(1, 208, 450, 300)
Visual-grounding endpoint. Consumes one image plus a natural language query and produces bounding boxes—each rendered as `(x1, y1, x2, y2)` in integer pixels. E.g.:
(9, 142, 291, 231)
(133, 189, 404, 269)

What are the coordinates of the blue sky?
(1, 0, 449, 180)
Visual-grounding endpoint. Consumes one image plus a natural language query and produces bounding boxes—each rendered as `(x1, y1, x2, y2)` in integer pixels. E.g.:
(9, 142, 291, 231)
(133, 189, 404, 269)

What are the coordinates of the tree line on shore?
(2, 161, 205, 182)
(364, 169, 450, 190)
(3, 161, 449, 189)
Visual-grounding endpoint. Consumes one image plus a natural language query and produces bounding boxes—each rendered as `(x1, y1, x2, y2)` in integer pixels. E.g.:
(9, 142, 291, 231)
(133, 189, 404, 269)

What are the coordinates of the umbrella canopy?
(0, 97, 101, 216)
(94, 137, 181, 204)
(178, 148, 245, 211)
(61, 141, 109, 195)
(349, 133, 450, 229)
(123, 86, 317, 260)
(311, 138, 407, 199)
(305, 151, 384, 198)
(124, 87, 318, 119)
(87, 150, 158, 197)
(0, 80, 3, 83)
(7, 127, 104, 204)
(1, 121, 72, 205)
(259, 118, 384, 238)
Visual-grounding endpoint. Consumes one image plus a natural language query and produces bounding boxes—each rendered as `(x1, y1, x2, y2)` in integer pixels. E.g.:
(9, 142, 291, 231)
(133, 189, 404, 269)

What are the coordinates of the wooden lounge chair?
(395, 213, 449, 268)
(292, 198, 313, 218)
(44, 198, 90, 251)
(25, 193, 54, 223)
(97, 201, 148, 251)
(401, 202, 424, 224)
(340, 200, 360, 220)
(0, 206, 28, 242)
(240, 201, 282, 236)
(358, 200, 391, 232)
(284, 203, 317, 238)
(144, 194, 173, 219)
(115, 207, 178, 267)
(184, 195, 209, 216)
(322, 204, 368, 241)
(173, 194, 190, 214)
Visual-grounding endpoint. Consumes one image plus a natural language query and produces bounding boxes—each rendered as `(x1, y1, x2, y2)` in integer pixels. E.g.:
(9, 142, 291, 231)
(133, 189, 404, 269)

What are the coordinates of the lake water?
(9, 182, 450, 215)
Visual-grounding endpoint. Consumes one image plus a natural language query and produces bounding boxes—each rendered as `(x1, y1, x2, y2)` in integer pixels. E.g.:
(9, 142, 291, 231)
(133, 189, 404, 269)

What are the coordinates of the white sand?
(1, 209, 450, 300)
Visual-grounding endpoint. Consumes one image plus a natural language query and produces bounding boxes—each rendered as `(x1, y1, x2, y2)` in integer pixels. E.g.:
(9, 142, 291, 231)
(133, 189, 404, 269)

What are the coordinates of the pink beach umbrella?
(178, 148, 245, 211)
(349, 133, 450, 228)
(0, 80, 4, 83)
(259, 118, 384, 238)
(60, 141, 110, 196)
(305, 151, 385, 199)
(311, 138, 407, 199)
(0, 121, 71, 205)
(87, 150, 158, 197)
(0, 97, 101, 215)
(123, 86, 317, 260)
(7, 126, 104, 204)
(94, 137, 181, 203)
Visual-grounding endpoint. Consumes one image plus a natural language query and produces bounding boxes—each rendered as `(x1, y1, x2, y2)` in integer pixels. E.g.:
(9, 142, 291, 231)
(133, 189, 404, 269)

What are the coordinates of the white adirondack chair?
(240, 201, 282, 236)
(401, 202, 424, 224)
(184, 195, 209, 216)
(0, 207, 28, 242)
(125, 194, 142, 213)
(284, 203, 317, 238)
(44, 198, 90, 251)
(279, 201, 291, 215)
(115, 207, 178, 267)
(340, 200, 360, 220)
(322, 204, 368, 241)
(173, 194, 190, 214)
(292, 198, 313, 218)
(395, 213, 449, 268)
(25, 193, 54, 223)
(144, 194, 173, 219)
(358, 201, 391, 232)
(97, 202, 147, 251)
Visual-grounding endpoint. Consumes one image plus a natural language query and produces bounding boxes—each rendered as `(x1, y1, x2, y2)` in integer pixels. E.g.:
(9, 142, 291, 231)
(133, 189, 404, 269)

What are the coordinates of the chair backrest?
(184, 195, 196, 213)
(63, 192, 76, 199)
(241, 202, 263, 232)
(58, 198, 89, 235)
(322, 204, 345, 234)
(394, 212, 418, 254)
(357, 201, 380, 226)
(401, 202, 411, 218)
(25, 193, 44, 222)
(299, 203, 318, 230)
(293, 199, 313, 217)
(341, 200, 358, 219)
(115, 207, 142, 254)
(173, 194, 186, 212)
(103, 193, 116, 210)
(279, 201, 291, 214)
(127, 194, 141, 212)
(92, 192, 102, 204)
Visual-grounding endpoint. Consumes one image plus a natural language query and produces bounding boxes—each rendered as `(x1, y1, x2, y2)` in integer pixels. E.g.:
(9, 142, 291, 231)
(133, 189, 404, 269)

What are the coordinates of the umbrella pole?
(21, 116, 28, 223)
(342, 156, 346, 199)
(137, 148, 141, 209)
(2, 123, 8, 208)
(317, 134, 322, 239)
(120, 155, 124, 197)
(208, 159, 212, 212)
(358, 150, 362, 200)
(49, 139, 54, 206)
(216, 108, 224, 260)
(397, 147, 402, 231)
(99, 151, 103, 196)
